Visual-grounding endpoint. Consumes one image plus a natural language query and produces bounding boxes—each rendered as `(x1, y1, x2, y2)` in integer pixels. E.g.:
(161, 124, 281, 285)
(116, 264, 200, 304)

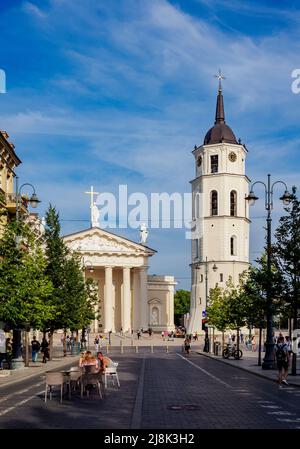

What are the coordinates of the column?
(132, 269, 140, 331)
(104, 266, 113, 333)
(139, 266, 148, 330)
(122, 267, 131, 333)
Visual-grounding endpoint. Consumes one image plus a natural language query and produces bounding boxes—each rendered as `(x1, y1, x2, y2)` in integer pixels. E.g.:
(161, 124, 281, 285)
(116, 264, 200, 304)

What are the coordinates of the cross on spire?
(214, 68, 225, 92)
(85, 186, 99, 227)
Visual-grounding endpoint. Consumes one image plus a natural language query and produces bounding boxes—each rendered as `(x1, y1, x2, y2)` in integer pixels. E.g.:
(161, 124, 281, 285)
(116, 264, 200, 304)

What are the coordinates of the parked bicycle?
(222, 344, 243, 360)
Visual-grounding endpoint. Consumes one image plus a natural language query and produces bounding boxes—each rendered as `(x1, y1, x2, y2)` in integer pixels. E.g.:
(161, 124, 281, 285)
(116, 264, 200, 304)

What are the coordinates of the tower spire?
(214, 68, 225, 124)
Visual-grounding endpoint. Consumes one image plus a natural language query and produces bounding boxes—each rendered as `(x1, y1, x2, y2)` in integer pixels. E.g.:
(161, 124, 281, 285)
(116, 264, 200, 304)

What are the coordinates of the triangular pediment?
(63, 227, 156, 256)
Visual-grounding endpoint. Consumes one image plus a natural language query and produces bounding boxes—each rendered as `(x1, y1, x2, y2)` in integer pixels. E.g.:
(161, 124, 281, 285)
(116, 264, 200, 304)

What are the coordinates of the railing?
(5, 193, 28, 208)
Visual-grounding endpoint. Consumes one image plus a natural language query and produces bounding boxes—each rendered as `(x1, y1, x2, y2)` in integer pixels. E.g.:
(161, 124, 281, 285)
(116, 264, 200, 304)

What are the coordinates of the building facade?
(187, 84, 250, 334)
(63, 227, 176, 333)
(0, 130, 22, 233)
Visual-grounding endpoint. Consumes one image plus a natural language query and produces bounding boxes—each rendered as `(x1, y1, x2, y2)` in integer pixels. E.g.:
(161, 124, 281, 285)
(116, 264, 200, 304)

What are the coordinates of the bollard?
(166, 345, 169, 353)
(106, 344, 109, 354)
(121, 341, 124, 354)
(131, 338, 134, 346)
(151, 345, 153, 353)
(135, 345, 138, 353)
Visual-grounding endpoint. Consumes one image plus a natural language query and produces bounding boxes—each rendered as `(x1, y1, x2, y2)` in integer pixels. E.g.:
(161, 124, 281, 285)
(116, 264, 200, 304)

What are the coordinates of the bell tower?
(187, 72, 250, 334)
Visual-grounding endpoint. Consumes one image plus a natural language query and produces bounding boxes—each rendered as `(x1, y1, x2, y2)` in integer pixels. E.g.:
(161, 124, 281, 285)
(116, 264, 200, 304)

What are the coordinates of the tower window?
(211, 190, 218, 216)
(230, 190, 237, 216)
(211, 155, 218, 173)
(230, 236, 237, 256)
(200, 274, 203, 282)
(220, 273, 223, 282)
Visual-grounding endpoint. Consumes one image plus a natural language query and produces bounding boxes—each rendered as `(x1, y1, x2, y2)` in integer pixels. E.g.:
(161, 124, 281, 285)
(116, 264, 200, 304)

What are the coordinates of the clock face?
(228, 151, 237, 162)
(197, 155, 202, 167)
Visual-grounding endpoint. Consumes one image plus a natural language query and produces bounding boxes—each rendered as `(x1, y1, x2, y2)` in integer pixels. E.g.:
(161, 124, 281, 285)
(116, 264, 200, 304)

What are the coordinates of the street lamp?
(15, 176, 41, 221)
(198, 257, 218, 352)
(83, 259, 94, 274)
(246, 174, 292, 370)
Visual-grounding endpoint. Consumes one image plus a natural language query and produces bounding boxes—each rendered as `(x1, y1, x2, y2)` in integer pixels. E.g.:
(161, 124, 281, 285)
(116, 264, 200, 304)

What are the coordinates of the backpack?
(276, 345, 287, 361)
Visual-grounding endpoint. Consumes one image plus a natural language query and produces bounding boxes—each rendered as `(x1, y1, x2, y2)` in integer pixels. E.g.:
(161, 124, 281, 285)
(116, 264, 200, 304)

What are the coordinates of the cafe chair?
(80, 372, 103, 399)
(44, 372, 69, 404)
(104, 358, 120, 389)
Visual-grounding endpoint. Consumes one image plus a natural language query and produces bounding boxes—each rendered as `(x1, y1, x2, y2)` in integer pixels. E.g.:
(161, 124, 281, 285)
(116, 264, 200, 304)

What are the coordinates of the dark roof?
(203, 88, 238, 146)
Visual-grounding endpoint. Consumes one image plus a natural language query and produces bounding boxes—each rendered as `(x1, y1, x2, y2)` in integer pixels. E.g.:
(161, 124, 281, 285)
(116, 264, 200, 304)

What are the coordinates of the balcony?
(5, 193, 28, 215)
(0, 188, 6, 207)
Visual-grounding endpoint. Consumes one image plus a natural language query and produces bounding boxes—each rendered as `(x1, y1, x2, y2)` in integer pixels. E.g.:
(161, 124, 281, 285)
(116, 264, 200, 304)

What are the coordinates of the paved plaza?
(0, 339, 300, 429)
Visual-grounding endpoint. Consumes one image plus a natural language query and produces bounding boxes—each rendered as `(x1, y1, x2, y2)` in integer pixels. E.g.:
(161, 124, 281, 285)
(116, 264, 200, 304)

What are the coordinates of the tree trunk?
(63, 329, 67, 357)
(49, 330, 54, 361)
(222, 331, 225, 350)
(236, 328, 240, 353)
(258, 327, 262, 366)
(24, 330, 29, 367)
(292, 304, 298, 376)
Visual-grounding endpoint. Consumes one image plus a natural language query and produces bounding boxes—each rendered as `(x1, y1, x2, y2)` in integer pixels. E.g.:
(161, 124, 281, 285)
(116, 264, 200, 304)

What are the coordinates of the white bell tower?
(187, 73, 250, 334)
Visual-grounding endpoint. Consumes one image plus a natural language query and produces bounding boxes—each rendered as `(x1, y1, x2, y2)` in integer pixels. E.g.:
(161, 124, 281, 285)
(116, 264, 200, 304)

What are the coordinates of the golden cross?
(214, 68, 226, 91)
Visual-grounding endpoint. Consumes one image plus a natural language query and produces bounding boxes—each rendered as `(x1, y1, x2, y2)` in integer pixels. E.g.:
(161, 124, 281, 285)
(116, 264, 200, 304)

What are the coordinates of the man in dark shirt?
(31, 336, 40, 362)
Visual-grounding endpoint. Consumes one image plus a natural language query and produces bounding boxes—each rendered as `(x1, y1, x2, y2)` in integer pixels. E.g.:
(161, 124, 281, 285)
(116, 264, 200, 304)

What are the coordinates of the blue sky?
(1, 0, 300, 289)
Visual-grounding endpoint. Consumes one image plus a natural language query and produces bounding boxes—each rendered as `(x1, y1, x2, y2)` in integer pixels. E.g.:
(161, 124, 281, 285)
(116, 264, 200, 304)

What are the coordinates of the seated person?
(80, 351, 99, 373)
(96, 352, 109, 373)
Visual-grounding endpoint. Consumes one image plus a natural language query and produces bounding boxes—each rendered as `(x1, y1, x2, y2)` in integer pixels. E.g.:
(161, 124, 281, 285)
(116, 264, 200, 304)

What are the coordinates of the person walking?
(137, 330, 141, 340)
(251, 335, 256, 352)
(41, 337, 50, 363)
(94, 336, 99, 353)
(184, 337, 191, 355)
(275, 335, 289, 386)
(31, 336, 40, 362)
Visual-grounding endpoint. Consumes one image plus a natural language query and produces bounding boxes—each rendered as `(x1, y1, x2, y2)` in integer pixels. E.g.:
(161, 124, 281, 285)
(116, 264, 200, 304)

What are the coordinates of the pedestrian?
(137, 330, 141, 340)
(41, 337, 50, 363)
(66, 335, 71, 352)
(275, 335, 289, 386)
(5, 337, 13, 368)
(161, 331, 165, 341)
(240, 332, 244, 344)
(285, 336, 293, 363)
(232, 334, 236, 343)
(251, 335, 256, 352)
(31, 336, 40, 362)
(94, 336, 99, 353)
(184, 337, 191, 355)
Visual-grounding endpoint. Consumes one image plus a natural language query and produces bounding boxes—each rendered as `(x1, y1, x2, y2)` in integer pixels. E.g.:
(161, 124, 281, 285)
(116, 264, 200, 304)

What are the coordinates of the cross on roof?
(214, 68, 226, 91)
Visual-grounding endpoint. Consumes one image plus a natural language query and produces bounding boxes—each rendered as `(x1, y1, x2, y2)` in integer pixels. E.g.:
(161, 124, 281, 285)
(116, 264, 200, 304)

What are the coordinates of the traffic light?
(202, 318, 207, 331)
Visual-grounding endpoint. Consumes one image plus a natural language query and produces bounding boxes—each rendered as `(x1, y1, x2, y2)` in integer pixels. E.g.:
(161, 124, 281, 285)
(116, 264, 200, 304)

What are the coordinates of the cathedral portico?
(63, 226, 175, 333)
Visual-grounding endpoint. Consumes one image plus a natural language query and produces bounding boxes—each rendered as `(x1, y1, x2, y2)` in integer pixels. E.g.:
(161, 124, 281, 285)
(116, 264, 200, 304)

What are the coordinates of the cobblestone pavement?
(0, 348, 300, 429)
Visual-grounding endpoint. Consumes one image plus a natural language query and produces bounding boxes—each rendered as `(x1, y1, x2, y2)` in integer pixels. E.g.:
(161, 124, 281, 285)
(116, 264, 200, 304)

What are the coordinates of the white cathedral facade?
(187, 81, 250, 334)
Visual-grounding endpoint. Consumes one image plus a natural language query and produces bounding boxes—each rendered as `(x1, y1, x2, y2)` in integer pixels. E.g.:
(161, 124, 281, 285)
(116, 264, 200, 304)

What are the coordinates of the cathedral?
(187, 77, 250, 334)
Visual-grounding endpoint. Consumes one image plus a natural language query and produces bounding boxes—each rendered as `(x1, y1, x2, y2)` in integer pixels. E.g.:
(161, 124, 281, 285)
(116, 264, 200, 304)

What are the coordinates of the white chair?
(44, 372, 69, 404)
(104, 358, 120, 389)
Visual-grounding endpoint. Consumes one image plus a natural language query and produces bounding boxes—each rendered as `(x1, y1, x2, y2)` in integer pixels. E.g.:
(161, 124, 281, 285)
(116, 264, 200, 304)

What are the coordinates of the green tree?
(174, 289, 190, 325)
(44, 205, 97, 357)
(274, 186, 300, 375)
(207, 285, 230, 348)
(0, 220, 53, 366)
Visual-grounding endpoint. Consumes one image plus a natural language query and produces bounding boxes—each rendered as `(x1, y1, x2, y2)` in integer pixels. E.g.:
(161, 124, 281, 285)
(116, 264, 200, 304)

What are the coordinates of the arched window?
(230, 190, 237, 216)
(211, 190, 218, 216)
(230, 236, 237, 256)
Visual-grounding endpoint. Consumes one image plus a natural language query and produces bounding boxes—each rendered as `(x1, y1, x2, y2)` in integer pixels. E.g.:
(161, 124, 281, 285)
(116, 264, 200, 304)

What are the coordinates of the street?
(0, 348, 300, 429)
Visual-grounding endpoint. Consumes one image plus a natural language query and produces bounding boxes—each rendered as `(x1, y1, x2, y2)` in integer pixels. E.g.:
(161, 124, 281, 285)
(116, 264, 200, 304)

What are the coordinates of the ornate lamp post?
(246, 174, 292, 370)
(199, 257, 218, 352)
(15, 176, 41, 222)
